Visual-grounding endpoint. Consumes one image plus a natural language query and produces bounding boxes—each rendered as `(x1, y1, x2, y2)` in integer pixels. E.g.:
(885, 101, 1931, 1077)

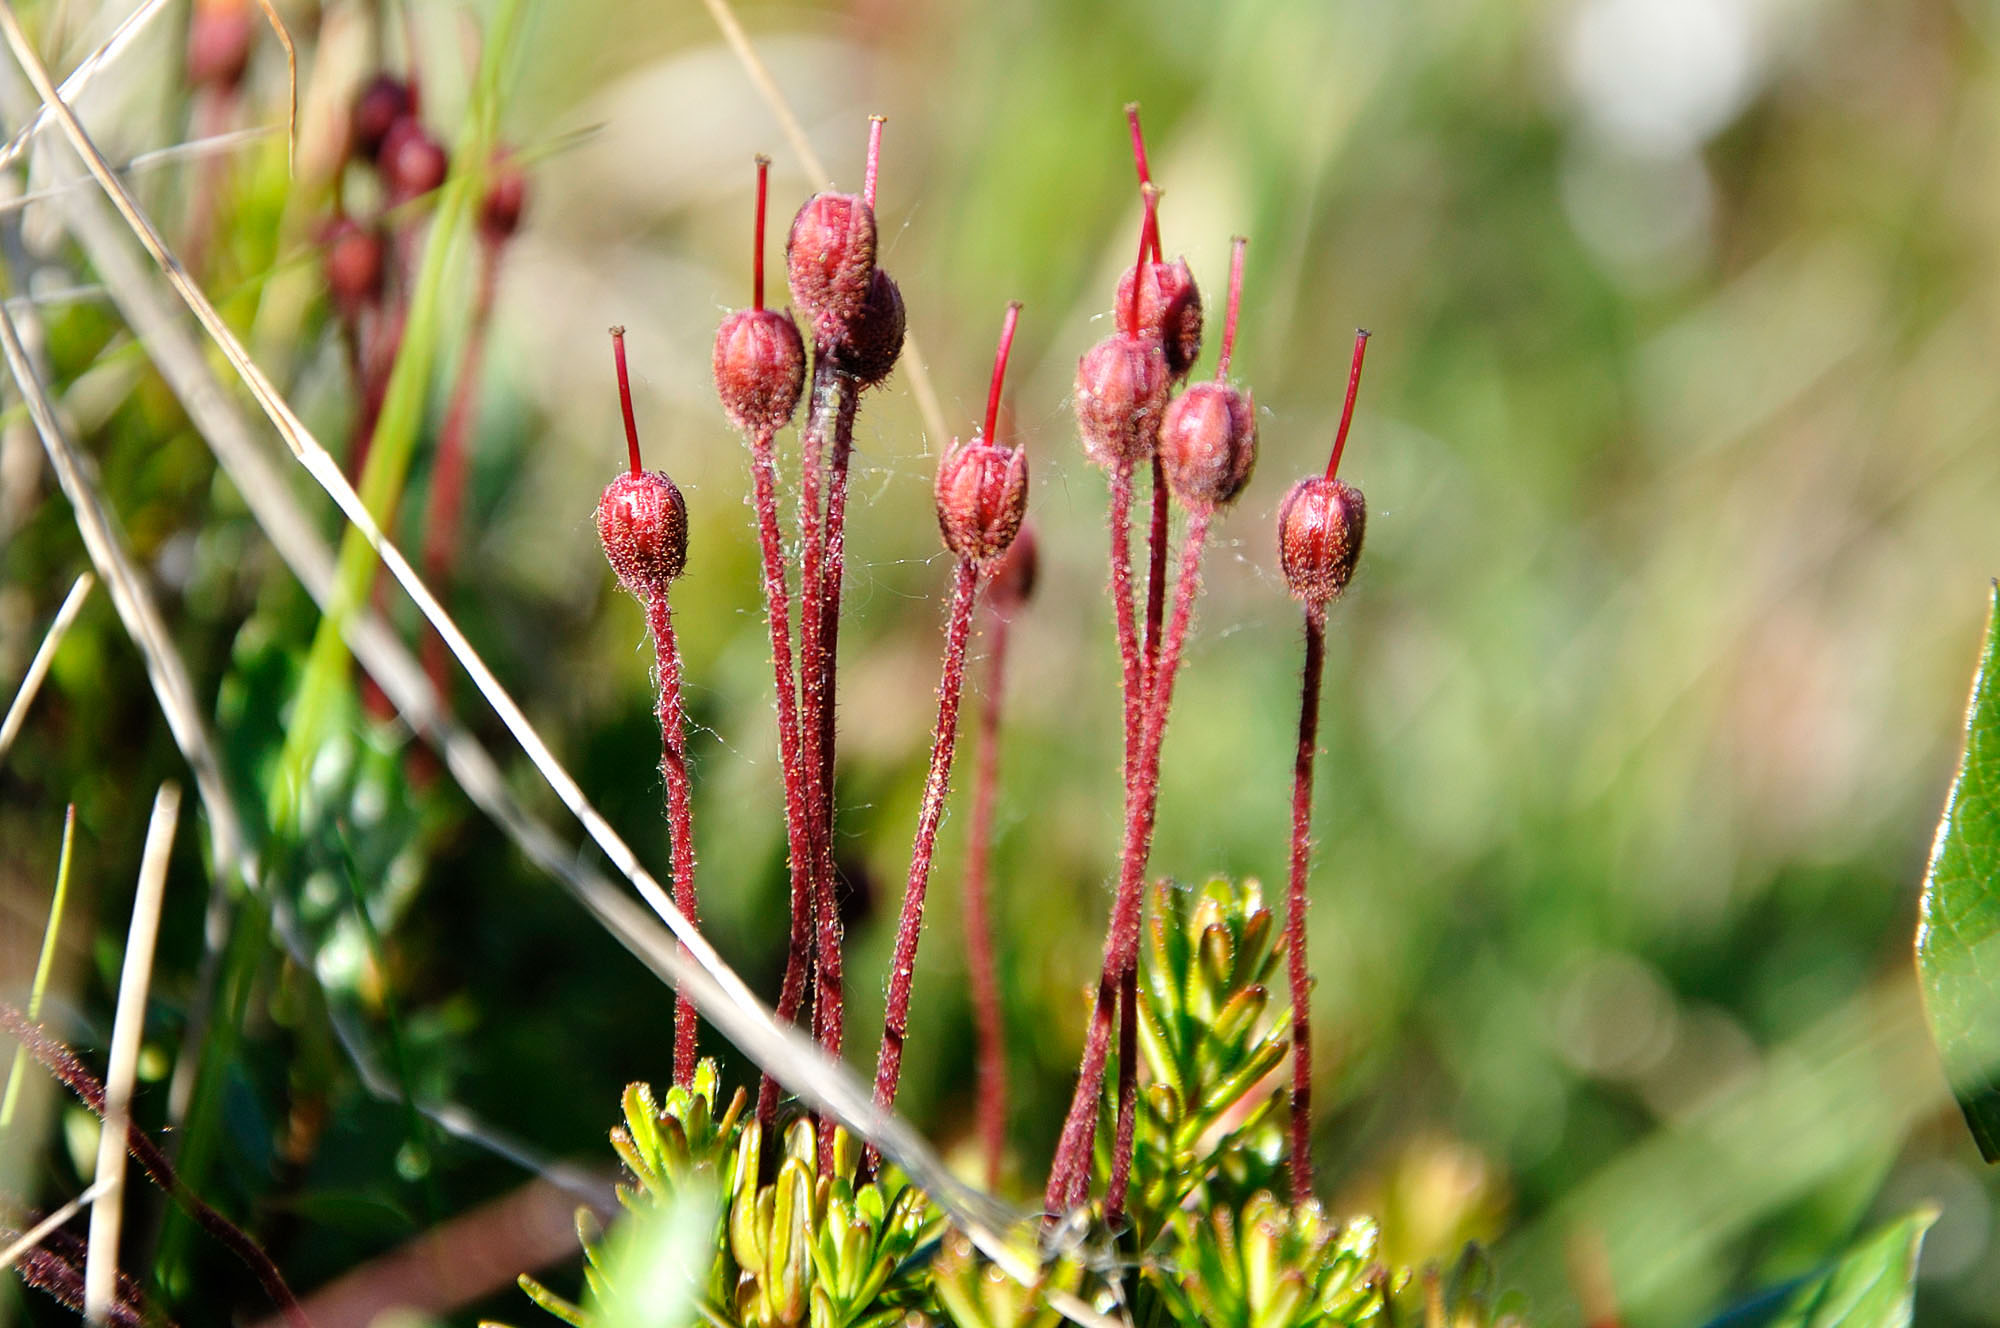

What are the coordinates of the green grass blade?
(1702, 1207, 1936, 1328)
(0, 803, 77, 1131)
(1915, 581, 2000, 1161)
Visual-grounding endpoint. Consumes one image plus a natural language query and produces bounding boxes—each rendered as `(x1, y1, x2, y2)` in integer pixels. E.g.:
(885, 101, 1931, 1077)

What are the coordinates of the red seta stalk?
(1285, 326, 1370, 1195)
(1047, 190, 1165, 1216)
(1286, 604, 1326, 1197)
(611, 330, 702, 1085)
(962, 590, 1017, 1189)
(870, 305, 1021, 1135)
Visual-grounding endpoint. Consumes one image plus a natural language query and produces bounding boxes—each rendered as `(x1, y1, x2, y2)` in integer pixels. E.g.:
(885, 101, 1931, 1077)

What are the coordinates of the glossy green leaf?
(1701, 1207, 1934, 1328)
(1916, 583, 2000, 1161)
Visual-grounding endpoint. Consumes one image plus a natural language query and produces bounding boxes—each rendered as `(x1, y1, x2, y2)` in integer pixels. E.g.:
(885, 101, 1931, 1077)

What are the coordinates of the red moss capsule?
(833, 267, 905, 386)
(1159, 380, 1257, 510)
(597, 469, 688, 598)
(380, 118, 448, 200)
(937, 304, 1028, 565)
(786, 192, 877, 345)
(1074, 334, 1169, 471)
(987, 522, 1038, 611)
(1278, 478, 1365, 606)
(1116, 258, 1203, 379)
(714, 308, 806, 437)
(598, 330, 688, 598)
(351, 75, 413, 163)
(187, 0, 255, 91)
(322, 218, 385, 313)
(480, 159, 529, 244)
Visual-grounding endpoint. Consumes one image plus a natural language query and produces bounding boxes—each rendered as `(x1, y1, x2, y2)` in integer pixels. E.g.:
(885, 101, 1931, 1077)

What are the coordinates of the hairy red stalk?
(870, 559, 981, 1126)
(646, 592, 701, 1086)
(747, 431, 825, 1136)
(1217, 236, 1246, 379)
(962, 603, 1013, 1188)
(814, 385, 860, 833)
(1048, 510, 1214, 1214)
(1328, 330, 1371, 481)
(609, 330, 702, 1086)
(1107, 962, 1139, 1225)
(1287, 605, 1326, 1197)
(421, 240, 503, 699)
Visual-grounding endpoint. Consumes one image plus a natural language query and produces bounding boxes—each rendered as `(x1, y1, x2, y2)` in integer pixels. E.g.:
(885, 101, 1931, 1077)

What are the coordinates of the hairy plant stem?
(1287, 604, 1327, 1198)
(420, 239, 503, 700)
(798, 353, 854, 1168)
(816, 387, 860, 832)
(745, 429, 821, 1137)
(963, 603, 1013, 1189)
(869, 560, 981, 1155)
(1048, 509, 1213, 1215)
(1045, 460, 1145, 1213)
(645, 592, 701, 1087)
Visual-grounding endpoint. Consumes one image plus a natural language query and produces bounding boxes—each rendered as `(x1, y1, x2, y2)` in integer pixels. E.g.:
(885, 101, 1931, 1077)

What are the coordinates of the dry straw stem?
(699, 0, 949, 448)
(0, 22, 1119, 1317)
(0, 0, 172, 172)
(83, 782, 179, 1325)
(0, 1181, 106, 1275)
(0, 570, 92, 764)
(0, 72, 596, 1203)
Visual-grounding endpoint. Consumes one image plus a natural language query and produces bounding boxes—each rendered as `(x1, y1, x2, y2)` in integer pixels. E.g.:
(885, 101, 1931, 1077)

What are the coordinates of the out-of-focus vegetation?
(1, 0, 1997, 1325)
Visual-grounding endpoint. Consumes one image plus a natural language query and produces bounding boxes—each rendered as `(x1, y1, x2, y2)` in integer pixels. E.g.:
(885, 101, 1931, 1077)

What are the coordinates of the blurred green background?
(2, 0, 1998, 1324)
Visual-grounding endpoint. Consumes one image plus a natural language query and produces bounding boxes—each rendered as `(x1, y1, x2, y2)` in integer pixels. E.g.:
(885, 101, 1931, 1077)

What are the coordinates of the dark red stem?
(1048, 510, 1213, 1215)
(1327, 329, 1371, 481)
(611, 326, 642, 475)
(870, 559, 981, 1129)
(1217, 236, 1246, 380)
(1045, 463, 1147, 1214)
(1287, 605, 1326, 1198)
(963, 605, 1013, 1189)
(815, 379, 861, 835)
(745, 429, 823, 1135)
(1144, 454, 1169, 691)
(1125, 187, 1158, 336)
(1107, 963, 1139, 1226)
(646, 592, 701, 1088)
(752, 154, 770, 311)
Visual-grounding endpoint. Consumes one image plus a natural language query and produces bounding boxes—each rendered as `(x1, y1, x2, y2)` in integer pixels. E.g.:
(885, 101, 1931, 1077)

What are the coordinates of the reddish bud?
(351, 75, 413, 163)
(714, 308, 805, 436)
(1279, 330, 1374, 605)
(937, 303, 1029, 565)
(1159, 380, 1257, 510)
(1115, 257, 1203, 379)
(598, 329, 688, 598)
(786, 192, 877, 345)
(480, 159, 529, 244)
(832, 267, 905, 386)
(1278, 477, 1365, 606)
(187, 0, 255, 91)
(380, 118, 448, 200)
(322, 218, 385, 312)
(1074, 334, 1169, 470)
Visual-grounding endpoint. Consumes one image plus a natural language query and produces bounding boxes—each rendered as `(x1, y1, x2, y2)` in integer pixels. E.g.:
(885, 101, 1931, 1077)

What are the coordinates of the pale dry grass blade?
(0, 19, 1123, 1318)
(700, 0, 950, 446)
(0, 1180, 106, 1274)
(0, 569, 91, 764)
(0, 0, 172, 173)
(83, 781, 179, 1325)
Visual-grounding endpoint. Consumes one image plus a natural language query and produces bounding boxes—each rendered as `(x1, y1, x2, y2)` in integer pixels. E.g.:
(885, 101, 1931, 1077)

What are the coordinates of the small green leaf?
(1702, 1208, 1935, 1328)
(1916, 584, 2000, 1161)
